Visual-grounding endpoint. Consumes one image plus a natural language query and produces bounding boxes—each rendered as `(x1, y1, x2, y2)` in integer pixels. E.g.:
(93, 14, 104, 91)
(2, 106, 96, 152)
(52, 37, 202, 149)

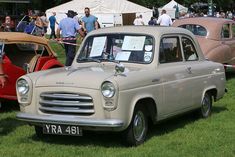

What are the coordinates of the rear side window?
(221, 24, 230, 38)
(179, 24, 207, 36)
(159, 37, 182, 63)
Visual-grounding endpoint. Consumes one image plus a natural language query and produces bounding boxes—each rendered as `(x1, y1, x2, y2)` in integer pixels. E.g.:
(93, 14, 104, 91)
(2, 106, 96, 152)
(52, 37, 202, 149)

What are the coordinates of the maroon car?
(173, 17, 235, 67)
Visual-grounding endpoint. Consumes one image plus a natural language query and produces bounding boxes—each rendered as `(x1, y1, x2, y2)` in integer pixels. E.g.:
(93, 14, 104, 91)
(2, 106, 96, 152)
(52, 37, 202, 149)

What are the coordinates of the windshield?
(77, 34, 154, 64)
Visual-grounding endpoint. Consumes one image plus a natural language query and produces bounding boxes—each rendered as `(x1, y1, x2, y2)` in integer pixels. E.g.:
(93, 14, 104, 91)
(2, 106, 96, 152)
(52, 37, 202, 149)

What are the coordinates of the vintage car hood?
(35, 65, 143, 89)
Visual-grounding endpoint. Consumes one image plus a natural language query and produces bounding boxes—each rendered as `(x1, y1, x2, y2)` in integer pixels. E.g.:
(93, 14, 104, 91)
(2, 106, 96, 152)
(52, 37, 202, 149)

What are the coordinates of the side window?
(159, 37, 182, 63)
(221, 24, 230, 38)
(232, 24, 235, 38)
(179, 24, 207, 36)
(182, 37, 198, 61)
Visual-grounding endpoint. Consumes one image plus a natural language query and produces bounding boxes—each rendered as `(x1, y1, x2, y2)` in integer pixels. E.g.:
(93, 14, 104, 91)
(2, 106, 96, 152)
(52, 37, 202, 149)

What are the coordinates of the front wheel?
(199, 93, 212, 118)
(123, 106, 148, 146)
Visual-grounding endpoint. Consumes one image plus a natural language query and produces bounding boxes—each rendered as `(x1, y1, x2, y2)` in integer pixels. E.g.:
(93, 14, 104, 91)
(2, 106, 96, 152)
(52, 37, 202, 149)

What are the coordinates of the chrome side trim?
(16, 112, 124, 128)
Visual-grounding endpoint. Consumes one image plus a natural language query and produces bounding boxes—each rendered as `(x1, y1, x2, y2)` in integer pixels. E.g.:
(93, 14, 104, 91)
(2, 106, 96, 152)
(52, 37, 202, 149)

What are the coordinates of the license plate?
(43, 124, 82, 136)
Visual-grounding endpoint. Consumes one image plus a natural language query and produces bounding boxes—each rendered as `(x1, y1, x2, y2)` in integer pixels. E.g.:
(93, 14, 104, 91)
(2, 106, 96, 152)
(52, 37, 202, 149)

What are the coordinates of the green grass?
(0, 42, 235, 156)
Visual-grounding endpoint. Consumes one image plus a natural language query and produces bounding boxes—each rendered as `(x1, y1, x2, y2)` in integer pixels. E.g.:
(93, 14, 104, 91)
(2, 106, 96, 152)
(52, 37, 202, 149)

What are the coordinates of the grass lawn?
(0, 42, 235, 157)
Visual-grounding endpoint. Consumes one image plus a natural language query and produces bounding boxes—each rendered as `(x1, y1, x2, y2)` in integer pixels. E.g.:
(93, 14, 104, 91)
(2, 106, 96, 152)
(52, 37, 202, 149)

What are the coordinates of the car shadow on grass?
(0, 101, 24, 136)
(0, 100, 20, 113)
(31, 131, 125, 147)
(225, 71, 235, 80)
(29, 106, 227, 147)
(147, 105, 227, 140)
(0, 117, 25, 136)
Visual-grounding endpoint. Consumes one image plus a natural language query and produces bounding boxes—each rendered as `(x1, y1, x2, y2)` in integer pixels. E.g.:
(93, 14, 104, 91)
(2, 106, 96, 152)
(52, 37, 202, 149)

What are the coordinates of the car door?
(221, 23, 235, 64)
(229, 22, 235, 64)
(181, 36, 205, 107)
(158, 36, 192, 117)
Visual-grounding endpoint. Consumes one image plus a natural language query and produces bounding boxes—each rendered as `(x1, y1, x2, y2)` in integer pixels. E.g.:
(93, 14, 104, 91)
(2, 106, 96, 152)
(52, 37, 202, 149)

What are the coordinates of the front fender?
(41, 59, 63, 70)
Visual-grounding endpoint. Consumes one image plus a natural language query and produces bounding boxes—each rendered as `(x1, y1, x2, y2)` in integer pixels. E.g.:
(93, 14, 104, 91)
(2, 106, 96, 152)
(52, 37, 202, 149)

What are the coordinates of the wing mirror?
(115, 63, 125, 76)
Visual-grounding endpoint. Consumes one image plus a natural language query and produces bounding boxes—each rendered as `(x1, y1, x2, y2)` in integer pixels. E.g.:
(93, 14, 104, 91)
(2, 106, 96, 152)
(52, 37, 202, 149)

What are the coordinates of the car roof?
(88, 26, 195, 38)
(0, 32, 56, 55)
(0, 32, 49, 45)
(173, 17, 234, 40)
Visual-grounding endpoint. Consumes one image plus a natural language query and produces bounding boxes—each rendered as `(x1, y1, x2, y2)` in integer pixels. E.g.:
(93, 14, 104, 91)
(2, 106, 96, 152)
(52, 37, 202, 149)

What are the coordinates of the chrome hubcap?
(202, 95, 210, 115)
(133, 111, 146, 141)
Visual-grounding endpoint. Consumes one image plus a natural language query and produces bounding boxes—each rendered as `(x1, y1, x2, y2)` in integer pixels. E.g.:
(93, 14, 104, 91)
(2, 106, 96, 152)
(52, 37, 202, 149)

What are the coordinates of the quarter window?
(221, 24, 230, 38)
(159, 37, 182, 63)
(182, 37, 198, 61)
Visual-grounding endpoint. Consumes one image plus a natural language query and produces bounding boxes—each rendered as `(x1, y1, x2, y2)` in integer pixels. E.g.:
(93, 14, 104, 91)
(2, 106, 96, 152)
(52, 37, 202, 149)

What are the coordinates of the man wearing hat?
(57, 10, 85, 66)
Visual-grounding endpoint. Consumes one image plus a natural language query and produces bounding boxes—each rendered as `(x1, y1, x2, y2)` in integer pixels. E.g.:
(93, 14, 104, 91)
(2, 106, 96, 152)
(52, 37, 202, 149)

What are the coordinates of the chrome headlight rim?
(101, 81, 116, 98)
(17, 78, 29, 96)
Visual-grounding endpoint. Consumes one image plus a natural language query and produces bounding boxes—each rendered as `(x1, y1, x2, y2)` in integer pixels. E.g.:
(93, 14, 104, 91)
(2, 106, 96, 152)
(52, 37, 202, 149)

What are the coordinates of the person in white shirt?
(157, 10, 172, 26)
(133, 15, 144, 25)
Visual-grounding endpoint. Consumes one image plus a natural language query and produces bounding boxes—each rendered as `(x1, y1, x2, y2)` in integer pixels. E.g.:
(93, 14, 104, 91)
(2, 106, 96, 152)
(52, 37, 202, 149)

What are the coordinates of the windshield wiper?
(77, 57, 101, 63)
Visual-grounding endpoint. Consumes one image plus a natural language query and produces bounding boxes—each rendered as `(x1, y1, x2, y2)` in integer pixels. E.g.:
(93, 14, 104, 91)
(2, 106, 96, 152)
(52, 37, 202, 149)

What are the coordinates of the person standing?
(133, 15, 144, 25)
(49, 12, 58, 39)
(40, 12, 49, 36)
(56, 10, 84, 66)
(35, 14, 44, 36)
(157, 10, 172, 26)
(148, 17, 156, 26)
(82, 7, 98, 35)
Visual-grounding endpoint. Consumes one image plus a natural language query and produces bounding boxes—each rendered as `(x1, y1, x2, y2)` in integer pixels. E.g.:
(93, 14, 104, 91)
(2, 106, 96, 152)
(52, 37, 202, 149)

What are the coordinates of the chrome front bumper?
(16, 112, 124, 129)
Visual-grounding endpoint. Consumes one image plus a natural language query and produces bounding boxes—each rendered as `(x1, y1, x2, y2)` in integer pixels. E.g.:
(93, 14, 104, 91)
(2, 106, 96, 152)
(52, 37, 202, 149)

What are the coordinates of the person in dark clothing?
(56, 10, 85, 66)
(49, 12, 58, 39)
(148, 17, 156, 26)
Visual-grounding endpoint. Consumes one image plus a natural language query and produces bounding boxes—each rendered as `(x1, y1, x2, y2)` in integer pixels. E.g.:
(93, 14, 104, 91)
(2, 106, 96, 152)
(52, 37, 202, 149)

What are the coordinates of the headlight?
(17, 79, 29, 95)
(101, 82, 115, 98)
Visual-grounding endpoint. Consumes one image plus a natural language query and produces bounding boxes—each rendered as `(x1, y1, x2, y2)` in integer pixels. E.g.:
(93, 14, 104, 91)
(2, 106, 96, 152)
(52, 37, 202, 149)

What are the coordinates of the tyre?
(199, 92, 212, 118)
(123, 105, 148, 146)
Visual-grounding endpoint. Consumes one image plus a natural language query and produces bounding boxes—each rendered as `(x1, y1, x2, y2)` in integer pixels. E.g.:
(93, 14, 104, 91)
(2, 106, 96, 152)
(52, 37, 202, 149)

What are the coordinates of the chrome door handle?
(152, 78, 160, 82)
(186, 67, 192, 74)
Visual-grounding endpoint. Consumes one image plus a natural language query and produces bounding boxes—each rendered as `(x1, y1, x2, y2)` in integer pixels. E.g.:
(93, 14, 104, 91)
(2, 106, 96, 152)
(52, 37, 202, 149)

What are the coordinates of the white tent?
(46, 0, 153, 33)
(158, 0, 188, 19)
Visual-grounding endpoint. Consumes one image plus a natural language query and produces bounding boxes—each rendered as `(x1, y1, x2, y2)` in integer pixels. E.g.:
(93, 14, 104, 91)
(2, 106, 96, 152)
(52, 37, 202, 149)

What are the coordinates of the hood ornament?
(115, 62, 125, 76)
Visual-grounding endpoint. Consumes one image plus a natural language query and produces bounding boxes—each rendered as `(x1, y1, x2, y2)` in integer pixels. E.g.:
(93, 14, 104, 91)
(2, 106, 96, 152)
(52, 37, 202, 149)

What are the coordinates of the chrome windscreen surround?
(39, 92, 94, 115)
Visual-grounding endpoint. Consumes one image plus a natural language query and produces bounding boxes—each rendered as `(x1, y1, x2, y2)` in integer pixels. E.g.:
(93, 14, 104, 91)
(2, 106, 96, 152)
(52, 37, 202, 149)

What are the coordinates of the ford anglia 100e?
(0, 32, 63, 103)
(16, 26, 226, 146)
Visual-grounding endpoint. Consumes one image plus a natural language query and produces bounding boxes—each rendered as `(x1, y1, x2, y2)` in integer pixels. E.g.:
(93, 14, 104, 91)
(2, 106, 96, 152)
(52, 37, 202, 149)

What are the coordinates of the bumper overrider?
(16, 112, 124, 129)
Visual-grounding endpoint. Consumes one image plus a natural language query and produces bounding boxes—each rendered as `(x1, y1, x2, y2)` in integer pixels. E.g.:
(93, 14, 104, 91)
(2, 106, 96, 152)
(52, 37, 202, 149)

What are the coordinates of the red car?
(0, 32, 63, 101)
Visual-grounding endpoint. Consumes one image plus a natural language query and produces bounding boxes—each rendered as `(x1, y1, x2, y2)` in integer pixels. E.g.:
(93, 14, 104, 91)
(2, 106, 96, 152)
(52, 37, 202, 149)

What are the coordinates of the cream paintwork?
(16, 26, 226, 133)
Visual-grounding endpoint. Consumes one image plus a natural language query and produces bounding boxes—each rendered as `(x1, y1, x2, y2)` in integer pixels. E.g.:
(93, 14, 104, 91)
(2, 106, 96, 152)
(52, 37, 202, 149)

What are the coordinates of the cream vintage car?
(16, 26, 226, 146)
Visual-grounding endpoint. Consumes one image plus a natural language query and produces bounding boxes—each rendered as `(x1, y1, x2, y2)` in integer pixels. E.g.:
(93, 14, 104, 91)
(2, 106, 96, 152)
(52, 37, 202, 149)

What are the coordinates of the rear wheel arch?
(202, 88, 217, 102)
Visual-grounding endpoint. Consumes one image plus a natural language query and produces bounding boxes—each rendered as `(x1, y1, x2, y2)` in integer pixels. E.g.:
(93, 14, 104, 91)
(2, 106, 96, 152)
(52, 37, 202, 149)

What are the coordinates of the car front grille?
(39, 92, 94, 115)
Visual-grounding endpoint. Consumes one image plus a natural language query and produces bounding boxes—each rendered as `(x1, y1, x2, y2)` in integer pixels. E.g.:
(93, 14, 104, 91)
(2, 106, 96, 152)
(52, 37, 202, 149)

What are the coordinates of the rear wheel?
(123, 105, 148, 146)
(199, 93, 212, 118)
